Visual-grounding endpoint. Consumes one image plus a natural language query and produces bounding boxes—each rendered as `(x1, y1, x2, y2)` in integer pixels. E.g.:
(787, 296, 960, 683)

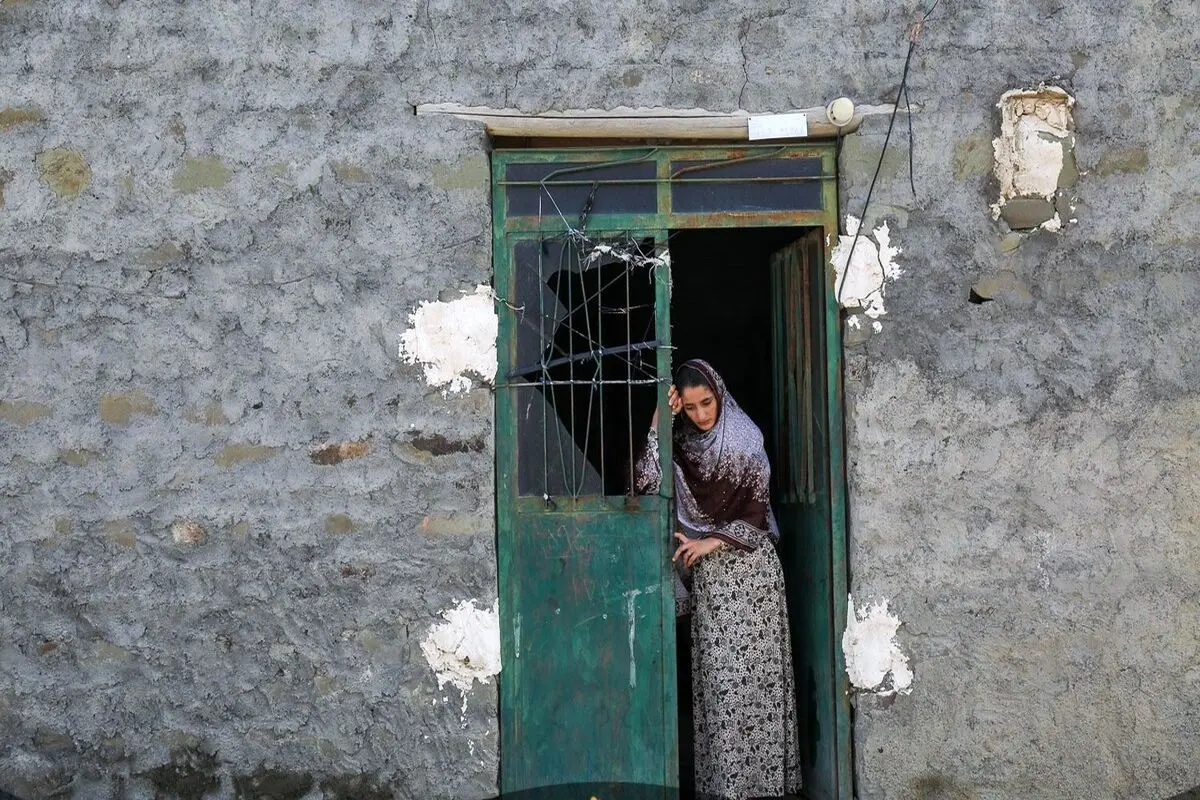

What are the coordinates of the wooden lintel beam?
(414, 103, 862, 140)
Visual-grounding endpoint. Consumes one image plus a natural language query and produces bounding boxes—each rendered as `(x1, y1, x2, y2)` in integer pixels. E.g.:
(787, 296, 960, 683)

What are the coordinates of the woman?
(635, 359, 800, 800)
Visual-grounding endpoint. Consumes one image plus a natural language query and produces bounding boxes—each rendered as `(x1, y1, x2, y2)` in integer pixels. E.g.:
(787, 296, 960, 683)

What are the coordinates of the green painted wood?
(652, 228, 679, 791)
(818, 158, 852, 793)
(493, 207, 677, 793)
(500, 509, 674, 792)
(502, 210, 831, 234)
(770, 229, 851, 800)
(819, 228, 854, 799)
(493, 144, 849, 797)
(492, 145, 836, 235)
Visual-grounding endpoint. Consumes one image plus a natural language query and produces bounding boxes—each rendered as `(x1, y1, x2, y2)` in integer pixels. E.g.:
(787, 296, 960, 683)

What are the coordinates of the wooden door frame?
(490, 143, 851, 796)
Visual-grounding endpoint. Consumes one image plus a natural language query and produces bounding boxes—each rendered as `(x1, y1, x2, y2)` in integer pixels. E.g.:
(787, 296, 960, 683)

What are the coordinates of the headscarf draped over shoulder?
(636, 359, 778, 550)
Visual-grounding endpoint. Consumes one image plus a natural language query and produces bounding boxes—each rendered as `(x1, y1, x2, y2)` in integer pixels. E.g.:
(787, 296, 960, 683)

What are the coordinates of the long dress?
(691, 527, 799, 799)
(635, 360, 801, 800)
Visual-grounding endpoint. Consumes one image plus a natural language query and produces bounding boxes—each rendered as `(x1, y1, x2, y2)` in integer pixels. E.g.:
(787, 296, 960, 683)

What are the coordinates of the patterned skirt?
(690, 535, 801, 800)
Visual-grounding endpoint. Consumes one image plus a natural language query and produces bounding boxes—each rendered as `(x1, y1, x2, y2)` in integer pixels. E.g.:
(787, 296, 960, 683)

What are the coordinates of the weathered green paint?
(497, 509, 675, 791)
(503, 210, 831, 233)
(770, 230, 852, 800)
(493, 209, 677, 792)
(821, 170, 854, 800)
(652, 227, 679, 794)
(493, 144, 849, 796)
(495, 144, 834, 234)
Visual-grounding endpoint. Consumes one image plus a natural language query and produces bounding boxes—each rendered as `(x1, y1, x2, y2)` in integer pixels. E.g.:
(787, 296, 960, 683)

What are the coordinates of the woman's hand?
(673, 532, 724, 568)
(667, 384, 682, 416)
(651, 384, 683, 429)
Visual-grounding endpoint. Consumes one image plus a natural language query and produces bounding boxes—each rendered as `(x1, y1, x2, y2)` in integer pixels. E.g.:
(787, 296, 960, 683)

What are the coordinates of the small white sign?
(747, 112, 809, 141)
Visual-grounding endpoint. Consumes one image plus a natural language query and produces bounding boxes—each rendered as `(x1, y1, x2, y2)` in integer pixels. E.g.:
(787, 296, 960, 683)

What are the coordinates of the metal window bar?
(508, 341, 661, 382)
(511, 226, 664, 499)
(508, 231, 660, 385)
(538, 202, 549, 499)
(625, 240, 634, 501)
(533, 149, 660, 186)
(521, 147, 827, 499)
(541, 234, 657, 378)
(545, 243, 572, 501)
(597, 242, 605, 495)
(565, 235, 577, 494)
(503, 146, 831, 227)
(509, 257, 658, 379)
(502, 145, 835, 504)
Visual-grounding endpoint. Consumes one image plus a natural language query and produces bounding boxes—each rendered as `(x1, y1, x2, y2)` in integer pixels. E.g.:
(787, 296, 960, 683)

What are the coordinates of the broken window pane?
(509, 236, 660, 498)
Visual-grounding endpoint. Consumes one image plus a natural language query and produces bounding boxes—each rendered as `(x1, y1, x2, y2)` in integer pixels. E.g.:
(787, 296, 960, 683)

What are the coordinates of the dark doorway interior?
(668, 227, 809, 798)
(670, 227, 806, 445)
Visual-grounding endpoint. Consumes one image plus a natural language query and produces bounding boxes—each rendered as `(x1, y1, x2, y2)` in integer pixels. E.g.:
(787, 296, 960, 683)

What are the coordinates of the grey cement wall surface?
(2, 1, 1198, 799)
(1, 3, 499, 799)
(837, 4, 1200, 799)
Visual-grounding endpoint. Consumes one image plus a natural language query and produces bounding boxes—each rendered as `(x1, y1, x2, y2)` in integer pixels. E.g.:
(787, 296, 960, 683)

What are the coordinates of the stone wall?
(836, 5, 1200, 797)
(1, 4, 498, 798)
(2, 1, 1198, 798)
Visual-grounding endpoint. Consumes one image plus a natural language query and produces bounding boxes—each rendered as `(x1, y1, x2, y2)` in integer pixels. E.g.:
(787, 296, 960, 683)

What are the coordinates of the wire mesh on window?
(508, 235, 662, 499)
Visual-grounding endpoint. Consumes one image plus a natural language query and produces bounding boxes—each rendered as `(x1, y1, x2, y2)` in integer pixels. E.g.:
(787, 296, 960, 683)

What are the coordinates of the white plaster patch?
(842, 594, 913, 696)
(830, 216, 903, 319)
(991, 85, 1076, 227)
(399, 285, 498, 394)
(296, 156, 326, 191)
(420, 599, 502, 693)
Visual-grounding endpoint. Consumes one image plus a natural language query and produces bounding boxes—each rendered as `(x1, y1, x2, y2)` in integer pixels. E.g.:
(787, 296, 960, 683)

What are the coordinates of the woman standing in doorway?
(634, 359, 800, 800)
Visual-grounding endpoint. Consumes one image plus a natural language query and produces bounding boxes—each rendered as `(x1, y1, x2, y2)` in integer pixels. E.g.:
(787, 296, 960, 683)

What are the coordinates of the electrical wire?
(835, 0, 939, 308)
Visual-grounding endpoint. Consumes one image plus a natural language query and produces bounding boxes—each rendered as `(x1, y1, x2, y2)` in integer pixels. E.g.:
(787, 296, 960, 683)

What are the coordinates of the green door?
(492, 143, 850, 797)
(494, 231, 677, 794)
(770, 230, 853, 800)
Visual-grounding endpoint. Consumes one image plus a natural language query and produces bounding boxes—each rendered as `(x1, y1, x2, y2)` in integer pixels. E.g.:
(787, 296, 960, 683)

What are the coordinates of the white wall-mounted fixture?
(826, 97, 856, 127)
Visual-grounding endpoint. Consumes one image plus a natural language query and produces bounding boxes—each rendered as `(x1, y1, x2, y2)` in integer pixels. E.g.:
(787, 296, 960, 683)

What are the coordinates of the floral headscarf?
(636, 359, 778, 550)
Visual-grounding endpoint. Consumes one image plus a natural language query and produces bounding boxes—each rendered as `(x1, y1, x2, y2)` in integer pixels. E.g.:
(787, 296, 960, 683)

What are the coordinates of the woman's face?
(680, 384, 718, 432)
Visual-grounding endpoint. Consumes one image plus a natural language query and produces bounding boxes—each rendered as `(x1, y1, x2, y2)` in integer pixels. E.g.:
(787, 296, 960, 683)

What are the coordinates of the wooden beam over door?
(415, 103, 863, 140)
